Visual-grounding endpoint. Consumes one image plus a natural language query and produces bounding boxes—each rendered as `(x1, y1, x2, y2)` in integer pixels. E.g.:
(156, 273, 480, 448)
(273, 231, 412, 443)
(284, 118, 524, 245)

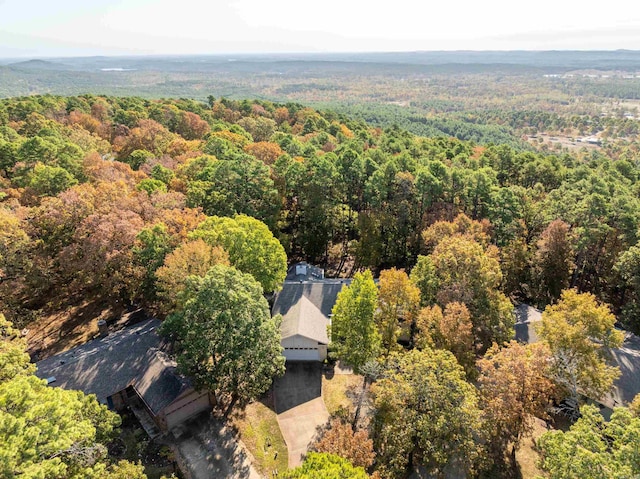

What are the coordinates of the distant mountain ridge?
(7, 59, 75, 70)
(2, 50, 640, 72)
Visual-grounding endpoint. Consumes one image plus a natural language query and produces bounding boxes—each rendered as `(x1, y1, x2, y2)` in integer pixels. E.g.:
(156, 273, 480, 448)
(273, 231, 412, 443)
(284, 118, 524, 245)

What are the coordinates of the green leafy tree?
(376, 268, 420, 355)
(410, 255, 439, 307)
(0, 313, 35, 381)
(150, 164, 174, 185)
(614, 244, 640, 333)
(125, 149, 154, 170)
(297, 155, 340, 262)
(329, 270, 381, 373)
(0, 314, 144, 479)
(27, 163, 78, 197)
(0, 375, 123, 479)
(538, 404, 640, 479)
(160, 264, 285, 413)
(282, 453, 371, 479)
(537, 289, 623, 409)
(101, 461, 148, 479)
(189, 215, 287, 292)
(132, 223, 173, 300)
(371, 348, 483, 478)
(136, 178, 167, 195)
(185, 153, 280, 228)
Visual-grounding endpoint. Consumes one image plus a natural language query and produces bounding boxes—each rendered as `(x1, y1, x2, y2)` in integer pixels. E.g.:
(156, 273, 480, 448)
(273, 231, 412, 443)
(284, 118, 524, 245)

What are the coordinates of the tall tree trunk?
(224, 393, 239, 418)
(352, 376, 368, 430)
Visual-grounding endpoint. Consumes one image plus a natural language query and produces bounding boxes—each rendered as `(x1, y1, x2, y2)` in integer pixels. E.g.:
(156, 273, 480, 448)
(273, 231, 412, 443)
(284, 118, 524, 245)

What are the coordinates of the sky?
(1, 0, 639, 57)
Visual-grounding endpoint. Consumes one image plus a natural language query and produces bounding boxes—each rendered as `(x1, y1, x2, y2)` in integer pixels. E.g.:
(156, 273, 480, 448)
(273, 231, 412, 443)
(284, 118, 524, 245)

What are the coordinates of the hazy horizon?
(3, 48, 640, 61)
(1, 0, 639, 58)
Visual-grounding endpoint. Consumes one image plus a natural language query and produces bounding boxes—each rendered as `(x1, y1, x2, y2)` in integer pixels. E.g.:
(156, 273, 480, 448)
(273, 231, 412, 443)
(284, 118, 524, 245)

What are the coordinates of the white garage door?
(165, 393, 211, 430)
(284, 348, 321, 361)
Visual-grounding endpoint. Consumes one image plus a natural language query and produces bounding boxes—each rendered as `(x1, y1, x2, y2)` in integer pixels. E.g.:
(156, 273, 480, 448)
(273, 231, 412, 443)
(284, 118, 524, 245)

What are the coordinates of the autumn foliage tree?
(155, 239, 229, 313)
(114, 119, 176, 160)
(415, 302, 475, 377)
(375, 268, 420, 355)
(534, 219, 574, 305)
(313, 419, 375, 469)
(0, 208, 30, 287)
(421, 213, 490, 253)
(537, 289, 623, 409)
(244, 141, 284, 165)
(429, 234, 514, 351)
(478, 341, 556, 464)
(60, 210, 145, 300)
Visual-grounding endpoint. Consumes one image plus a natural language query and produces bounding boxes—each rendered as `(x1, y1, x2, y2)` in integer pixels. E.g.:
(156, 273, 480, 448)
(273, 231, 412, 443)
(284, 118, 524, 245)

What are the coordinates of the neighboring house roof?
(514, 303, 542, 344)
(273, 279, 351, 344)
(513, 303, 640, 409)
(285, 261, 325, 281)
(607, 332, 640, 408)
(35, 319, 191, 415)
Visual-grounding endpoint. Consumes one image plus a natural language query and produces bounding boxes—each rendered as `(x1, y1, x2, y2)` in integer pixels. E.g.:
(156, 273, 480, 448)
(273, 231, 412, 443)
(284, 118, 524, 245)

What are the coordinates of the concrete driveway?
(274, 362, 329, 468)
(172, 413, 261, 479)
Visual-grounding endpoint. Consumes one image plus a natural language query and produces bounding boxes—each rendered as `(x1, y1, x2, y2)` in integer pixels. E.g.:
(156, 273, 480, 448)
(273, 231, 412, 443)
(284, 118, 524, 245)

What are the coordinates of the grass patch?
(516, 417, 550, 478)
(322, 373, 364, 416)
(230, 398, 288, 476)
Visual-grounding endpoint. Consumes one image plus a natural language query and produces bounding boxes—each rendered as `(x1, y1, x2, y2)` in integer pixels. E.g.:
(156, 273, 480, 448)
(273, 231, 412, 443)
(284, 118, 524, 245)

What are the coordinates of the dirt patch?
(528, 134, 601, 152)
(516, 417, 551, 478)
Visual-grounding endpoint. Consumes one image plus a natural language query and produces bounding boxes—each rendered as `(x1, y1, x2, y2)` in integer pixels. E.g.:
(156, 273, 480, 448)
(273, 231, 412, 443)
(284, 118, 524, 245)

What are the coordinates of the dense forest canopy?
(2, 94, 639, 329)
(1, 91, 640, 478)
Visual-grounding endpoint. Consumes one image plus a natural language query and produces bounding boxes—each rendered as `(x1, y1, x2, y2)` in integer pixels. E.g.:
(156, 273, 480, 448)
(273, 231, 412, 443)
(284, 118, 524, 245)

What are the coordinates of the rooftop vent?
(296, 263, 308, 277)
(97, 319, 108, 338)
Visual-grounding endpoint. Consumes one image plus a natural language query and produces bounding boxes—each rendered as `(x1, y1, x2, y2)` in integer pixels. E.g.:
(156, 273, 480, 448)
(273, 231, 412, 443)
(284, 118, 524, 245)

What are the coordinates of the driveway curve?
(273, 362, 329, 468)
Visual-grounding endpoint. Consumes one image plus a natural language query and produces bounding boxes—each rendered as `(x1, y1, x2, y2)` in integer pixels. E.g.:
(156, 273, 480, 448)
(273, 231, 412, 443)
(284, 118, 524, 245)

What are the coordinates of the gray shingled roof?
(606, 332, 640, 408)
(273, 279, 351, 344)
(514, 303, 542, 343)
(513, 304, 640, 409)
(35, 319, 191, 414)
(285, 262, 325, 281)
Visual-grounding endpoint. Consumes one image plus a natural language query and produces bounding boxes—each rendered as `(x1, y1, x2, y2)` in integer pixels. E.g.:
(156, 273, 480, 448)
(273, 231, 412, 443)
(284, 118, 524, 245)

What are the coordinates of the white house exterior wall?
(281, 335, 326, 361)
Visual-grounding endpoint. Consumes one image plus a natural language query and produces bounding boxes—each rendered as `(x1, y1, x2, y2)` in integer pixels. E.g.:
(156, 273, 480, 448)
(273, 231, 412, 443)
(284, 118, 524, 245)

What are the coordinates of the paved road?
(172, 414, 262, 479)
(273, 362, 329, 468)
